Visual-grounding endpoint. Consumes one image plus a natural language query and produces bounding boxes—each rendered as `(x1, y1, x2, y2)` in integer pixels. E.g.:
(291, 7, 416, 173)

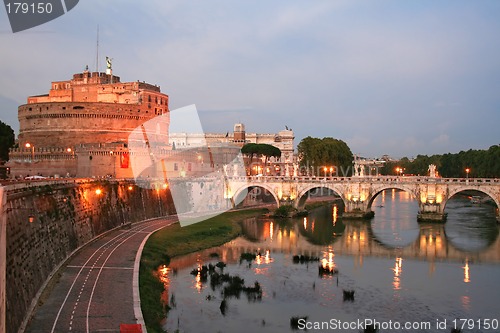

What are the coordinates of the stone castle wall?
(2, 180, 174, 333)
(17, 102, 169, 148)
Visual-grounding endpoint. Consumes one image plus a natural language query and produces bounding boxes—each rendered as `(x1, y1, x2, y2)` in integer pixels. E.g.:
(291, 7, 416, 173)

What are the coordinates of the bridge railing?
(240, 175, 500, 184)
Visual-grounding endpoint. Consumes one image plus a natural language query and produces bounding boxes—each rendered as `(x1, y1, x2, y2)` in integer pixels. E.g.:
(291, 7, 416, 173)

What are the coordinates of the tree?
(241, 143, 281, 175)
(0, 121, 15, 162)
(297, 136, 353, 176)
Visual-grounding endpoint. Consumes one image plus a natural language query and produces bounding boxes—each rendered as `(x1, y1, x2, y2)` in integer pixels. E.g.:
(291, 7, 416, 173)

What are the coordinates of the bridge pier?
(417, 202, 447, 223)
(343, 200, 375, 219)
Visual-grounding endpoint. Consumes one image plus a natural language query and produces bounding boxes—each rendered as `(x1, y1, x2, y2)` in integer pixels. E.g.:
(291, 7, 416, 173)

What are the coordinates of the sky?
(0, 0, 499, 158)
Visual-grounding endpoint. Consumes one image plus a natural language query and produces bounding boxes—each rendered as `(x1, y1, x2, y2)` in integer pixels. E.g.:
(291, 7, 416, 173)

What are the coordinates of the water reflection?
(161, 192, 500, 333)
(370, 190, 420, 248)
(238, 198, 499, 263)
(463, 258, 470, 283)
(444, 195, 499, 252)
(392, 257, 403, 291)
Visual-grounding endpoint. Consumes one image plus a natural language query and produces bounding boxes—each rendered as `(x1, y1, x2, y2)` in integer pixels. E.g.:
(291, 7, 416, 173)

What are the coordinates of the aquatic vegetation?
(219, 299, 227, 316)
(318, 265, 338, 276)
(240, 252, 257, 262)
(343, 289, 355, 302)
(363, 324, 378, 333)
(290, 316, 308, 330)
(215, 261, 226, 269)
(292, 255, 320, 263)
(190, 261, 263, 301)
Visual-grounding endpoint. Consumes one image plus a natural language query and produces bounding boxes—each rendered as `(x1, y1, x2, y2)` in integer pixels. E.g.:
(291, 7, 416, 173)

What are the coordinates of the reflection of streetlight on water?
(463, 259, 470, 283)
(392, 257, 403, 290)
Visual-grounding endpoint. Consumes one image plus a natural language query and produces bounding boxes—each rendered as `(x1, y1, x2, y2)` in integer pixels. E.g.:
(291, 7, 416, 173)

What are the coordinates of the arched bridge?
(228, 176, 500, 222)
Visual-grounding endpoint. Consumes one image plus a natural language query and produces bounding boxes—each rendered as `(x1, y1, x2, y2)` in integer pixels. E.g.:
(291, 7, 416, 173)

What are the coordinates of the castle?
(7, 63, 295, 179)
(8, 63, 169, 179)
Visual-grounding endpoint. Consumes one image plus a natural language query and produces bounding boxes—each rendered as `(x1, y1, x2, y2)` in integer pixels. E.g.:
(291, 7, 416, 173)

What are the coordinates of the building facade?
(8, 66, 170, 179)
(170, 123, 296, 176)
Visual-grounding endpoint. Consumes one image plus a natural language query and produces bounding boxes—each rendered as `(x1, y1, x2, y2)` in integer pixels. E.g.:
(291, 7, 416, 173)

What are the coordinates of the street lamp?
(25, 142, 34, 161)
(465, 168, 470, 180)
(324, 166, 328, 180)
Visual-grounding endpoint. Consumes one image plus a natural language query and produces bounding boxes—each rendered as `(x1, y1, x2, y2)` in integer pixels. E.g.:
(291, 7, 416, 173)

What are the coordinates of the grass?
(139, 208, 268, 333)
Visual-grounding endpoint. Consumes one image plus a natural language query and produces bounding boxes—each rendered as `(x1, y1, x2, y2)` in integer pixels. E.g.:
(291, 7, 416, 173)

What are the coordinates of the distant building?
(170, 123, 295, 162)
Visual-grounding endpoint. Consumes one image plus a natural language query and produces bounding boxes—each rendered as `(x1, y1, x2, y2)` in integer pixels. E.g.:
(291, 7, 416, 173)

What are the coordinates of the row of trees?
(381, 145, 500, 178)
(297, 136, 353, 176)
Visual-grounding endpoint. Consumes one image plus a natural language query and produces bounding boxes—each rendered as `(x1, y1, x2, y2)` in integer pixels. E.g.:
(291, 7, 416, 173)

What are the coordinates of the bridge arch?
(445, 187, 500, 211)
(296, 184, 346, 209)
(366, 184, 419, 210)
(232, 183, 280, 207)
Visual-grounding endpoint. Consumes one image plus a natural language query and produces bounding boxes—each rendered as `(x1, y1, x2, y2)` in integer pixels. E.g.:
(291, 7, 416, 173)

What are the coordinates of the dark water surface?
(160, 190, 500, 332)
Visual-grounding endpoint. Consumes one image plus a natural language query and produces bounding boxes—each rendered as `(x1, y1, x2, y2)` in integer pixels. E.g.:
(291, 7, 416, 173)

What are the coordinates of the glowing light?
(321, 251, 336, 272)
(436, 194, 442, 204)
(303, 217, 308, 230)
(392, 257, 403, 290)
(463, 259, 470, 283)
(270, 222, 274, 241)
(95, 189, 102, 195)
(162, 183, 168, 189)
(332, 205, 338, 224)
(25, 143, 31, 148)
(128, 185, 133, 191)
(66, 148, 72, 153)
(265, 250, 270, 261)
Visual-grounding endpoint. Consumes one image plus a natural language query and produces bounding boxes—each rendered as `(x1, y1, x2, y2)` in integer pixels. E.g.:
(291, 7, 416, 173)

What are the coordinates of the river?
(159, 190, 500, 333)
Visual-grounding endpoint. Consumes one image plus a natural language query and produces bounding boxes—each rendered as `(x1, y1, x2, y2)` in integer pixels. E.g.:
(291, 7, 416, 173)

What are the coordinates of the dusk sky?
(1, 0, 499, 158)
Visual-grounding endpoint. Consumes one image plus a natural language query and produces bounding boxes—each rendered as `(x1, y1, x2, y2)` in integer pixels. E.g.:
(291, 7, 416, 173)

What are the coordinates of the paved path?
(25, 217, 178, 333)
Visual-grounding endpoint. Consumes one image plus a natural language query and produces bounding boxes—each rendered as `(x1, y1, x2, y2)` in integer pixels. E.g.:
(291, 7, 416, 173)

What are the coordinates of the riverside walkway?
(25, 216, 177, 333)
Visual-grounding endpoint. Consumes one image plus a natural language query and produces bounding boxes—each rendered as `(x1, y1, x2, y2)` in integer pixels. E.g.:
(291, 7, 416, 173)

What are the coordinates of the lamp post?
(465, 168, 470, 181)
(25, 143, 34, 161)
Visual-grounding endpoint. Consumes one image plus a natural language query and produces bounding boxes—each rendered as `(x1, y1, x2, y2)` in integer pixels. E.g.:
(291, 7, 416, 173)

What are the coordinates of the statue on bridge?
(428, 164, 437, 178)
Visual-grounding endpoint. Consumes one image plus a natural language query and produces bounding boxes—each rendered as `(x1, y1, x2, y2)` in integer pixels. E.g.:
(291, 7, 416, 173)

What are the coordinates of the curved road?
(25, 216, 178, 333)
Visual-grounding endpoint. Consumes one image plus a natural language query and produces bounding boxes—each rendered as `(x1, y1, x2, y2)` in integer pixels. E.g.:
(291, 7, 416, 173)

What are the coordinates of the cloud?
(431, 134, 450, 146)
(1, 1, 500, 158)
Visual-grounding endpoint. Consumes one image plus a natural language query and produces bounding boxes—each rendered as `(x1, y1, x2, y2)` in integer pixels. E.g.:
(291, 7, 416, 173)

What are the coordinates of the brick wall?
(3, 180, 174, 333)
